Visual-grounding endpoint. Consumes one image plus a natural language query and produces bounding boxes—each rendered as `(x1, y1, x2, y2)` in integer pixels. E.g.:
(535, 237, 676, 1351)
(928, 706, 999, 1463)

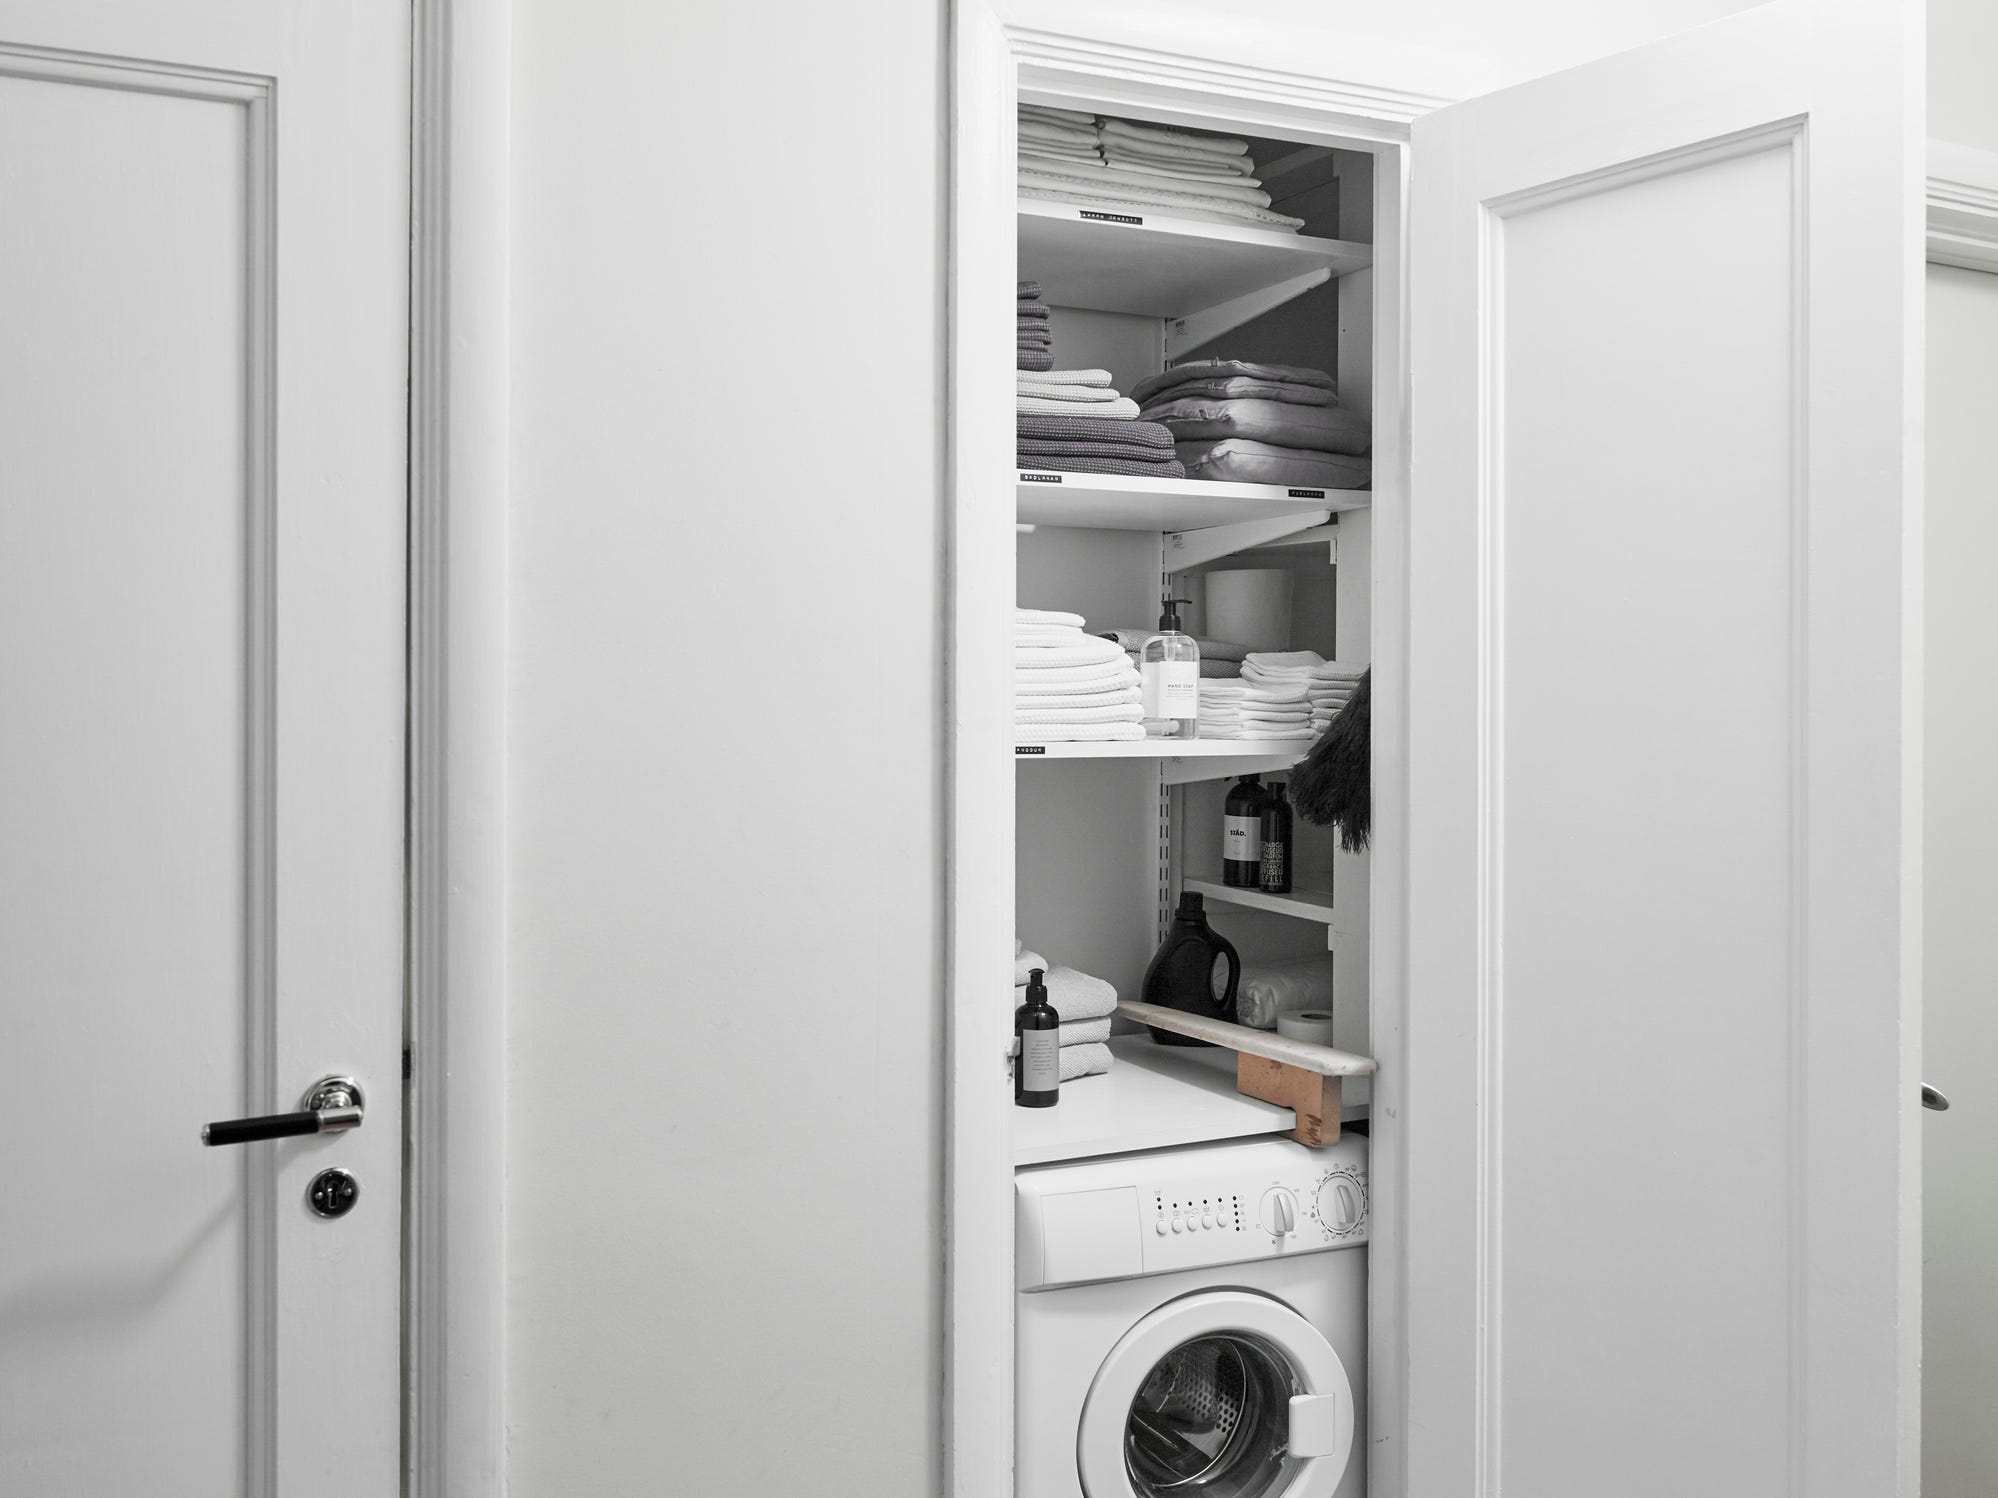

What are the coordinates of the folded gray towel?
(1130, 374, 1336, 407)
(1057, 1042, 1113, 1081)
(1177, 438, 1371, 489)
(1016, 965, 1116, 1020)
(1020, 452, 1188, 478)
(1139, 396, 1372, 455)
(1132, 359, 1337, 406)
(1019, 437, 1183, 463)
(1017, 301, 1051, 319)
(1017, 350, 1054, 372)
(1017, 414, 1174, 447)
(1017, 280, 1044, 300)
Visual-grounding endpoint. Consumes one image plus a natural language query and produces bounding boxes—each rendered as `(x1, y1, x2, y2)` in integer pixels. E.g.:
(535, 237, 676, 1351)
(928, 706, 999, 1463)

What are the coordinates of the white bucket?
(1204, 568, 1293, 653)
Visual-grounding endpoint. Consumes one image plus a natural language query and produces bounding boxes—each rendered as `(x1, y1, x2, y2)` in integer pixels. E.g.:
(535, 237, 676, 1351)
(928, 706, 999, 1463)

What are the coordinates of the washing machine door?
(1077, 1289, 1354, 1498)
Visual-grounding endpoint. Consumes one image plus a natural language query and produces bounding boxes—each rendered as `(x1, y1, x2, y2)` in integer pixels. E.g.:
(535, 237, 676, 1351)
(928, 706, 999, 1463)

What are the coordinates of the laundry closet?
(949, 5, 1922, 1498)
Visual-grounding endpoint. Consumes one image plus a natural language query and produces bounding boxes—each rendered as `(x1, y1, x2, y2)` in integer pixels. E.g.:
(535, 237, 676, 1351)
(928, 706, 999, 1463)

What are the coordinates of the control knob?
(1314, 1170, 1366, 1234)
(1258, 1187, 1298, 1238)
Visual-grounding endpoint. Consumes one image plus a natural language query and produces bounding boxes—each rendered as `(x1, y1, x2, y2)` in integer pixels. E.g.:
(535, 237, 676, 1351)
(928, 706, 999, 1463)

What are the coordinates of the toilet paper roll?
(1204, 569, 1294, 654)
(1276, 1010, 1338, 1046)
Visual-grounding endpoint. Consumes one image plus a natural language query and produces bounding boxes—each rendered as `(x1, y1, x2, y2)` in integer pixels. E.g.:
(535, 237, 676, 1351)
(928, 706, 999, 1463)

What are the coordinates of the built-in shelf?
(1016, 737, 1315, 784)
(1017, 472, 1369, 531)
(1184, 877, 1338, 925)
(1018, 200, 1372, 320)
(1013, 1034, 1366, 1167)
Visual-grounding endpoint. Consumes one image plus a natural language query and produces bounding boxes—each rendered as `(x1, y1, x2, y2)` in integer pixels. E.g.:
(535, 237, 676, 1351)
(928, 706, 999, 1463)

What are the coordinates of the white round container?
(1204, 568, 1294, 653)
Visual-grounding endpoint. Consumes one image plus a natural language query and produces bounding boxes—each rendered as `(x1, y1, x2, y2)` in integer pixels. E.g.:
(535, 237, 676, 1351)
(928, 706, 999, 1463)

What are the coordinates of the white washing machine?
(1016, 1134, 1368, 1498)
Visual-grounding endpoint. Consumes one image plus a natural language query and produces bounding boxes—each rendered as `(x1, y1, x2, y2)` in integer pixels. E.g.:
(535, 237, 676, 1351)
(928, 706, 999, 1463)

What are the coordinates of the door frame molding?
(1929, 141, 1998, 272)
(945, 6, 1485, 1494)
(406, 1, 509, 1493)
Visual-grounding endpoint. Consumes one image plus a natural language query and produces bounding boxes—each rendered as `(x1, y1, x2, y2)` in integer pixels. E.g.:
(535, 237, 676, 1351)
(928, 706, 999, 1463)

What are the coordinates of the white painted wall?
(503, 2, 944, 1492)
(1921, 262, 1998, 1498)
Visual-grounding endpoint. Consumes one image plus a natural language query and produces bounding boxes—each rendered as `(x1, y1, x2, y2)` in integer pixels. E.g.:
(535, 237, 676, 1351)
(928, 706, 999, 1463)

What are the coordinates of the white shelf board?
(1014, 1034, 1363, 1167)
(1018, 472, 1369, 531)
(1016, 737, 1313, 760)
(1184, 877, 1337, 925)
(1018, 201, 1372, 318)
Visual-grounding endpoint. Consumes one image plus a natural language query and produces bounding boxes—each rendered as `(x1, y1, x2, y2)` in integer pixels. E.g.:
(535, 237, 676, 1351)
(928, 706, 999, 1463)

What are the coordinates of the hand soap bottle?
(1140, 597, 1200, 739)
(1014, 967, 1060, 1107)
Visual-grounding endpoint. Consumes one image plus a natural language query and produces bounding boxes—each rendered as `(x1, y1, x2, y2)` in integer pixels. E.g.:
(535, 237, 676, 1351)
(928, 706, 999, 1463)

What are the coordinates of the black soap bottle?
(1222, 774, 1266, 888)
(1139, 892, 1241, 1046)
(1014, 967, 1060, 1107)
(1260, 780, 1293, 894)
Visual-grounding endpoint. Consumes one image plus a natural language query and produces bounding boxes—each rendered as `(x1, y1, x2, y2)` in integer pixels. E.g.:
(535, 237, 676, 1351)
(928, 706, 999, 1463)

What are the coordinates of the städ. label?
(1080, 209, 1143, 225)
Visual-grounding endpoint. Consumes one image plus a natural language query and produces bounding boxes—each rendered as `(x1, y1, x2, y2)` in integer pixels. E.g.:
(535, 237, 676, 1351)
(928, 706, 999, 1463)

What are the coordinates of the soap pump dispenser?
(1139, 597, 1200, 739)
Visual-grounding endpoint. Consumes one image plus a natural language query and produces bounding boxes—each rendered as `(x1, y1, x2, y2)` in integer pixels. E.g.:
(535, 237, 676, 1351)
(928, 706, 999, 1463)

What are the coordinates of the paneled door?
(0, 3, 408, 1493)
(1404, 2, 1920, 1494)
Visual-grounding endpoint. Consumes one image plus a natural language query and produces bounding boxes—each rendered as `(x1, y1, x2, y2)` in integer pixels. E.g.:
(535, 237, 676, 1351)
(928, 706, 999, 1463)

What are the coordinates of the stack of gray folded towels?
(1133, 359, 1372, 490)
(1017, 369, 1185, 479)
(1014, 940, 1116, 1081)
(1018, 280, 1052, 373)
(1017, 104, 1306, 235)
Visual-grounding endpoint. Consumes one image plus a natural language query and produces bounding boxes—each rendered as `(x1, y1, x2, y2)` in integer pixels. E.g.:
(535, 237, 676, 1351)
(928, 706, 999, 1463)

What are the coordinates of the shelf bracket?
(1164, 268, 1332, 360)
(1165, 509, 1331, 571)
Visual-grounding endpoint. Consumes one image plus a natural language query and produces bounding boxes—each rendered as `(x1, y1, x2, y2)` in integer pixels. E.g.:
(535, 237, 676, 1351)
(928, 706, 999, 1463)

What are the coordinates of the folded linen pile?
(1018, 105, 1307, 234)
(1015, 607, 1144, 743)
(1013, 938, 1115, 1080)
(1097, 626, 1249, 681)
(1017, 370, 1185, 479)
(1196, 678, 1316, 740)
(1242, 651, 1367, 733)
(1133, 360, 1372, 490)
(1018, 279, 1053, 373)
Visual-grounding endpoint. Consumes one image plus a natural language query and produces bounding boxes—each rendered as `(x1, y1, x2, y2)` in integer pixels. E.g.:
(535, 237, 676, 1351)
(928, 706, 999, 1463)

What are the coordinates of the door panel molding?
(405, 1, 509, 1495)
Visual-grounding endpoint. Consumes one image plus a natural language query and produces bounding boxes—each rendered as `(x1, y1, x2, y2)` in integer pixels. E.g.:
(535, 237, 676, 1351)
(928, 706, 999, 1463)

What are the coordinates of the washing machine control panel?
(1016, 1135, 1370, 1289)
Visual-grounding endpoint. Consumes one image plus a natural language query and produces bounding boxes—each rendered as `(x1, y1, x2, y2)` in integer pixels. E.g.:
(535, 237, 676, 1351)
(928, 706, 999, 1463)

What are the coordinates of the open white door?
(1404, 3, 1921, 1495)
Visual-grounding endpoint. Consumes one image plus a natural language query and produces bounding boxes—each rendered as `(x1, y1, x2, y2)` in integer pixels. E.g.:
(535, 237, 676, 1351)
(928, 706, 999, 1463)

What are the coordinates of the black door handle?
(203, 1075, 364, 1145)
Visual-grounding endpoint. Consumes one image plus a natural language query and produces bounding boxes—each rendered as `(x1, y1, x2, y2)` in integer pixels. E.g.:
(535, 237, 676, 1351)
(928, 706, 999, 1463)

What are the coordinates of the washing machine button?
(1155, 1218, 1168, 1236)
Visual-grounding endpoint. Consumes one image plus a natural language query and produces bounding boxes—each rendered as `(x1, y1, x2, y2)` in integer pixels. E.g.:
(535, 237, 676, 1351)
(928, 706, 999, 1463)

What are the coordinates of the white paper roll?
(1205, 569, 1294, 653)
(1276, 1010, 1337, 1045)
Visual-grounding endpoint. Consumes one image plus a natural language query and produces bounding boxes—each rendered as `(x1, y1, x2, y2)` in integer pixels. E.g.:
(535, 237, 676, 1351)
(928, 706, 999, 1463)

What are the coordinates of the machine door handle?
(203, 1075, 364, 1146)
(1923, 1084, 1950, 1113)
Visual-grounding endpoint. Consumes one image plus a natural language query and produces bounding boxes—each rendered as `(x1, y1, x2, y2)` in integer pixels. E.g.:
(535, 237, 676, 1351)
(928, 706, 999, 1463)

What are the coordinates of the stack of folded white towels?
(1017, 104, 1306, 234)
(1243, 652, 1367, 734)
(1196, 678, 1315, 740)
(1015, 608, 1143, 743)
(1014, 940, 1116, 1081)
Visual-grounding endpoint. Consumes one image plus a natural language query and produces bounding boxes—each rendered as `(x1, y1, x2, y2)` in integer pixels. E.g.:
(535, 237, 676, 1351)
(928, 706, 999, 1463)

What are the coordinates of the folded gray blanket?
(1017, 414, 1174, 448)
(1020, 452, 1188, 478)
(1020, 437, 1182, 463)
(1177, 438, 1370, 489)
(1132, 359, 1336, 406)
(1133, 374, 1335, 407)
(1017, 325, 1052, 339)
(1018, 280, 1044, 300)
(1017, 350, 1054, 372)
(1139, 396, 1371, 455)
(1017, 301, 1051, 319)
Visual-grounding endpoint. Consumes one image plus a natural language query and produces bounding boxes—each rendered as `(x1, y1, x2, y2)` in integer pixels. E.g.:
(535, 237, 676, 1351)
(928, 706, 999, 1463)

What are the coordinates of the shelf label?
(1080, 209, 1143, 225)
(1015, 745, 1046, 755)
(1021, 472, 1064, 484)
(1287, 488, 1327, 499)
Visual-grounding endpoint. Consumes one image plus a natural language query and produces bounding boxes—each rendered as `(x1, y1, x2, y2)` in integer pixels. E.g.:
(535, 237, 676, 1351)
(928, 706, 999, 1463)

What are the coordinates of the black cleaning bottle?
(1260, 779, 1293, 895)
(1139, 892, 1241, 1045)
(1014, 967, 1060, 1107)
(1223, 774, 1265, 887)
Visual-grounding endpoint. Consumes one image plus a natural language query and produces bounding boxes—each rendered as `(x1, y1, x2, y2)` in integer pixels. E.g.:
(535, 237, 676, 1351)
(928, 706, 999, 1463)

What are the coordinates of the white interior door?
(0, 3, 408, 1492)
(1403, 3, 1921, 1494)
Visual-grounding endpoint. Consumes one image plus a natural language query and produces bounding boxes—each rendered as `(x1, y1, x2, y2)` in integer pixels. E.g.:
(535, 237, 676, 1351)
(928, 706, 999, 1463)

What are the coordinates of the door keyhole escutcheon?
(307, 1168, 360, 1219)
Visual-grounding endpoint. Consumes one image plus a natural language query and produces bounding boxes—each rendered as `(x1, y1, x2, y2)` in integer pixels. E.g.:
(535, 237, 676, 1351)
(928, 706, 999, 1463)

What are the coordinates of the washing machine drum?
(1077, 1290, 1354, 1498)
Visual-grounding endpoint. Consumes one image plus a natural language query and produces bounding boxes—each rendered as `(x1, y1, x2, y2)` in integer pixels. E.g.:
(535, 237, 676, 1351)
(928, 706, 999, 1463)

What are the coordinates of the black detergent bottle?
(1139, 892, 1241, 1046)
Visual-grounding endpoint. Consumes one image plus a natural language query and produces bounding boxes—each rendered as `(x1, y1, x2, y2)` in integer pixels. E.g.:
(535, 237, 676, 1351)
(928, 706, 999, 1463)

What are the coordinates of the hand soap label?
(1020, 1029, 1059, 1093)
(1224, 816, 1260, 865)
(1142, 660, 1198, 720)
